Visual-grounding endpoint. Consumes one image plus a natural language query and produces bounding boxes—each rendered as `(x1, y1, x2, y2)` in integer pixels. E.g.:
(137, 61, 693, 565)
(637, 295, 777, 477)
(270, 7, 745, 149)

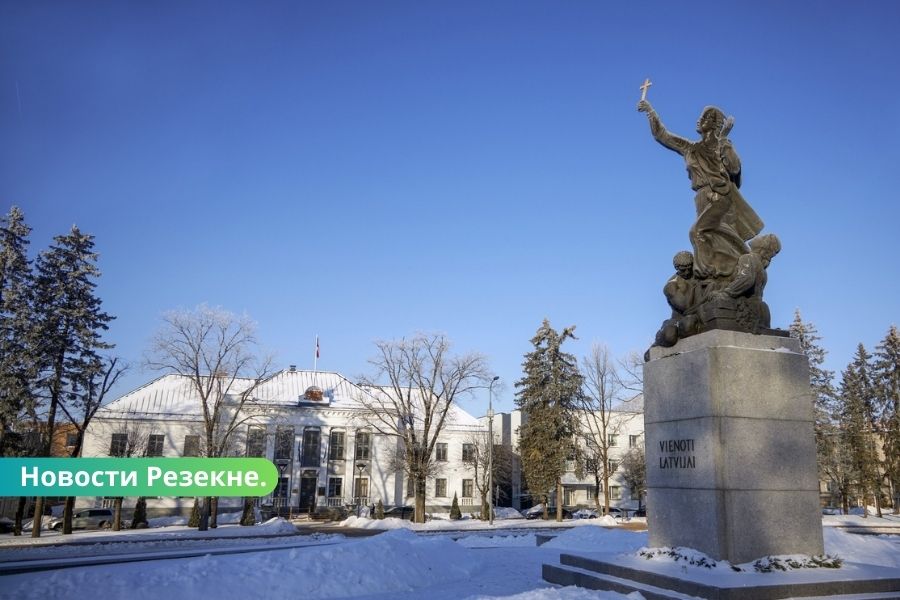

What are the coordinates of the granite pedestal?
(643, 330, 824, 564)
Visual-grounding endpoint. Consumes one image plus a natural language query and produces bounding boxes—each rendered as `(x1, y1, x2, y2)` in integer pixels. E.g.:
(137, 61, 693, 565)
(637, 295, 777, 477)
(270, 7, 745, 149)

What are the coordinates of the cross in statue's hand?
(639, 78, 652, 101)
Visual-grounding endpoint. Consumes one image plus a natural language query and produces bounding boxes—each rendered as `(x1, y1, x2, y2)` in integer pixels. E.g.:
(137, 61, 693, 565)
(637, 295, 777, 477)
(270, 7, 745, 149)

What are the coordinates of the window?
(435, 442, 448, 462)
(274, 477, 289, 498)
(462, 479, 474, 498)
(563, 488, 575, 506)
(183, 435, 200, 457)
(329, 430, 345, 460)
(608, 459, 619, 473)
(629, 435, 641, 448)
(587, 486, 596, 500)
(610, 485, 622, 500)
(355, 431, 371, 460)
(462, 443, 475, 463)
(246, 426, 266, 457)
(301, 429, 321, 467)
(608, 434, 618, 447)
(65, 433, 78, 447)
(274, 426, 294, 461)
(146, 434, 165, 457)
(435, 478, 447, 498)
(328, 478, 343, 498)
(109, 433, 127, 457)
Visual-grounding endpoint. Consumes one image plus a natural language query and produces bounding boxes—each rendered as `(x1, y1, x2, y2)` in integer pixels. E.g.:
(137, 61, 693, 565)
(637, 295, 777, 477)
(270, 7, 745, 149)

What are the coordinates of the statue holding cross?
(637, 81, 782, 346)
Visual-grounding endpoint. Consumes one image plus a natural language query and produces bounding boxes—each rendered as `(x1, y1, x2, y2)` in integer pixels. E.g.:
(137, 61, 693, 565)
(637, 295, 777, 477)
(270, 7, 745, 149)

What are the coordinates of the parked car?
(383, 505, 416, 520)
(49, 508, 114, 531)
(571, 509, 598, 519)
(632, 507, 647, 518)
(523, 504, 573, 520)
(0, 517, 14, 533)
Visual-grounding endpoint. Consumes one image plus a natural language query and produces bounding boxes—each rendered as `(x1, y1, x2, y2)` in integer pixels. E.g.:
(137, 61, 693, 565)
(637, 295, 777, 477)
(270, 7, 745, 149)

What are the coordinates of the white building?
(81, 368, 487, 518)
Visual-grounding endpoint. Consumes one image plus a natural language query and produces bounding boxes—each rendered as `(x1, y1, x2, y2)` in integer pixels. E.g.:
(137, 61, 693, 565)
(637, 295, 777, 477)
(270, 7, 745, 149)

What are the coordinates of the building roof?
(95, 369, 484, 431)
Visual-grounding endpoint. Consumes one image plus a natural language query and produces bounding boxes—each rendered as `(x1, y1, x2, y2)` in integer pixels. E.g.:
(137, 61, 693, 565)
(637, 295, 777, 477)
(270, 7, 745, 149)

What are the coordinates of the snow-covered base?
(565, 527, 900, 589)
(2, 518, 898, 600)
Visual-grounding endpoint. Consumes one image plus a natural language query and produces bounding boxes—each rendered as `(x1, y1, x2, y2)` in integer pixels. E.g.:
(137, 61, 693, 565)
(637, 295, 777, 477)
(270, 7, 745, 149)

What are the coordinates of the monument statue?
(638, 84, 783, 345)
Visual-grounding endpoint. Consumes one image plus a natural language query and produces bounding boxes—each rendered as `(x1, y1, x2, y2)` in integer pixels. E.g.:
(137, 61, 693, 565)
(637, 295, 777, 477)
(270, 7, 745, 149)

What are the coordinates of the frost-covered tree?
(146, 305, 272, 530)
(873, 325, 900, 514)
(356, 333, 490, 524)
(515, 320, 582, 521)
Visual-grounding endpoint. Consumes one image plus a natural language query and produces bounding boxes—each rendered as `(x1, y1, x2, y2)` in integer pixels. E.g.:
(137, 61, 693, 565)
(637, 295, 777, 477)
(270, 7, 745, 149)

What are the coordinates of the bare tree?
(465, 429, 512, 519)
(107, 419, 151, 530)
(356, 333, 490, 523)
(578, 344, 639, 515)
(145, 305, 272, 530)
(620, 445, 647, 511)
(57, 357, 127, 534)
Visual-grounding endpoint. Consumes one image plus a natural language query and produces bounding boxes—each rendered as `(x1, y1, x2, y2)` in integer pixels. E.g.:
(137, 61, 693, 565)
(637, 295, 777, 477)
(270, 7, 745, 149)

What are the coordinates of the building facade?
(80, 368, 489, 517)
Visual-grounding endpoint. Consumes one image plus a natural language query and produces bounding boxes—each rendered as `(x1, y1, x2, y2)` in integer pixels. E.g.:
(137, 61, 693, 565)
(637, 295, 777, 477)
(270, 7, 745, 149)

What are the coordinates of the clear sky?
(2, 1, 899, 415)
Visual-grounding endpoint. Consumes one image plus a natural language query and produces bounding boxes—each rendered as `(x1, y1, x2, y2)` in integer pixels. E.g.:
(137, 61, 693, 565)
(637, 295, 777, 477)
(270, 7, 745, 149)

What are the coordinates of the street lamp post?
(355, 462, 367, 518)
(488, 375, 499, 526)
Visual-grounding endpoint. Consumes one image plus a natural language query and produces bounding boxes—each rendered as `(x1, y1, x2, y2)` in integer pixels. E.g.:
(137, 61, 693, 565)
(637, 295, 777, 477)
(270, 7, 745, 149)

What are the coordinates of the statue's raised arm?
(637, 100, 691, 155)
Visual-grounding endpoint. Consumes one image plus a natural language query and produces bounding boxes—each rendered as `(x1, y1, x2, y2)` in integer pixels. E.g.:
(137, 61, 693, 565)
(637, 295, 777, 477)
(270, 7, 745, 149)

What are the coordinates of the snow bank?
(824, 527, 900, 568)
(340, 516, 415, 529)
(494, 507, 524, 519)
(543, 524, 646, 554)
(2, 528, 484, 600)
(468, 590, 643, 600)
(456, 533, 537, 547)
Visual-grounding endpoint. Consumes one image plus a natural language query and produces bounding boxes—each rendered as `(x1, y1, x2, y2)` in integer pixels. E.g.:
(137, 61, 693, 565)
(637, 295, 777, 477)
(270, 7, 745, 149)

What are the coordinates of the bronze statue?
(637, 99, 763, 279)
(654, 251, 702, 347)
(638, 82, 786, 347)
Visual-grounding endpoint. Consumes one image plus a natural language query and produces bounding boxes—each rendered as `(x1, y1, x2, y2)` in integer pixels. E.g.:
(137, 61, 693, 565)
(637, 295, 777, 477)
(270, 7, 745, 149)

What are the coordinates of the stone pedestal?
(644, 330, 824, 564)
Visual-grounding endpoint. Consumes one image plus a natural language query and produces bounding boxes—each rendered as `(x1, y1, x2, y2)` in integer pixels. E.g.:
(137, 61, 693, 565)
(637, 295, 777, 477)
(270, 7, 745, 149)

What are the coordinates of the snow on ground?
(0, 518, 897, 600)
(0, 516, 301, 548)
(339, 514, 624, 531)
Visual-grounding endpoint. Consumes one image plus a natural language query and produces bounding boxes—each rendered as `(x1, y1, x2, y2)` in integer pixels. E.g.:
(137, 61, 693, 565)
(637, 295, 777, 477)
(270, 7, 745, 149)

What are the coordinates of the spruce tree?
(131, 497, 148, 529)
(515, 320, 582, 521)
(450, 492, 462, 520)
(789, 311, 839, 501)
(838, 344, 880, 518)
(873, 326, 900, 514)
(30, 226, 114, 536)
(375, 499, 385, 520)
(188, 497, 201, 527)
(0, 206, 36, 457)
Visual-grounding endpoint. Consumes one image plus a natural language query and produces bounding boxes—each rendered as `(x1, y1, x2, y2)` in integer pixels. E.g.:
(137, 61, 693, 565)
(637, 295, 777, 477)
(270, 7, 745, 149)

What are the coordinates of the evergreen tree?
(789, 311, 839, 501)
(0, 206, 36, 457)
(515, 320, 582, 521)
(873, 325, 900, 514)
(131, 497, 148, 529)
(449, 492, 462, 520)
(29, 226, 114, 536)
(375, 499, 385, 520)
(188, 497, 201, 527)
(838, 344, 880, 518)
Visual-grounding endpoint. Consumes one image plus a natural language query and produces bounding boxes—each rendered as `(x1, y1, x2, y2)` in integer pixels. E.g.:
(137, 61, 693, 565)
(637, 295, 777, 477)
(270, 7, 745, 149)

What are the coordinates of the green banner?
(0, 458, 278, 497)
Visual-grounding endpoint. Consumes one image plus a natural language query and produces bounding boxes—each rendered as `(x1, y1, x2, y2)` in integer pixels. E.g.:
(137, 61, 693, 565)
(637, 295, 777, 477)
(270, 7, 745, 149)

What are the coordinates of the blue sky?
(2, 1, 899, 415)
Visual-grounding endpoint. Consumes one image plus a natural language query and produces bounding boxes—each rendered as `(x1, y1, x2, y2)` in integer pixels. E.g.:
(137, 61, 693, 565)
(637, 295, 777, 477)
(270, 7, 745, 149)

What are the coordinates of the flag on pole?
(316, 336, 320, 359)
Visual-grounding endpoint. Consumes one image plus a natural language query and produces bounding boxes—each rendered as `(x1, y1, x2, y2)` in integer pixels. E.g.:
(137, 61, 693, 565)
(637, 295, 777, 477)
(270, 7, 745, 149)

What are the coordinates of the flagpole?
(314, 335, 319, 372)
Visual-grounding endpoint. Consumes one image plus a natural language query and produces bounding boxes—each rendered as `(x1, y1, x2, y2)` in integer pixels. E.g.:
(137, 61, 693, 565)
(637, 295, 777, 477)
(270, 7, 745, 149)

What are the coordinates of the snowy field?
(1, 515, 898, 600)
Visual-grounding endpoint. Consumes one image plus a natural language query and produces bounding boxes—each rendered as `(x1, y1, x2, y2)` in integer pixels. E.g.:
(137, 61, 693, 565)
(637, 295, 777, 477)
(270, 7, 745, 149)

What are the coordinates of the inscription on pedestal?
(658, 438, 696, 469)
